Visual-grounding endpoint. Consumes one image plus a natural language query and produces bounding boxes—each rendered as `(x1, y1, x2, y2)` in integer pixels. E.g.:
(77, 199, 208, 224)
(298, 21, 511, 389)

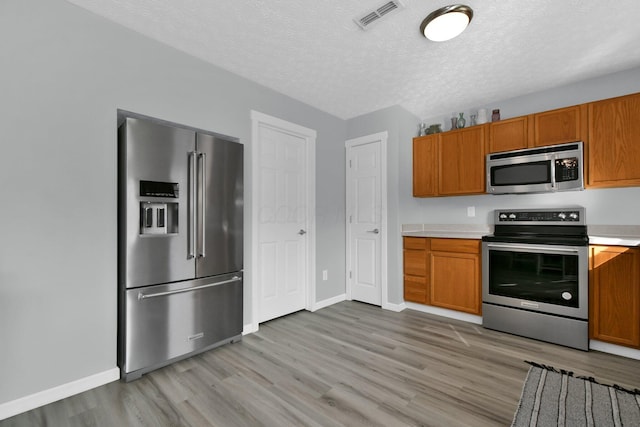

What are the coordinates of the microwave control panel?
(555, 157, 579, 182)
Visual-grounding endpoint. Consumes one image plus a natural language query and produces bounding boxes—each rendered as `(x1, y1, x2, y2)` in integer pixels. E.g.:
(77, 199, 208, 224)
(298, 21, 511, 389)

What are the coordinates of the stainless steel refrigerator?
(117, 115, 243, 381)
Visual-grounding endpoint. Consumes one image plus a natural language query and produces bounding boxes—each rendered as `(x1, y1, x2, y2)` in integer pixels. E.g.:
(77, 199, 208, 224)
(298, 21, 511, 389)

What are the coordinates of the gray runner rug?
(512, 362, 640, 427)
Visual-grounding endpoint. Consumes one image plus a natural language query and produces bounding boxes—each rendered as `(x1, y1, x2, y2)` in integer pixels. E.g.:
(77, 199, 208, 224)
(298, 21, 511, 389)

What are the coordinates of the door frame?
(345, 131, 388, 307)
(250, 111, 316, 333)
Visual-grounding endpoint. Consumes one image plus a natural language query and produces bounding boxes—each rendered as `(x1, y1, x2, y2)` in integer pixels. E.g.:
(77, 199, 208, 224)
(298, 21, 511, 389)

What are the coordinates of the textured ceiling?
(66, 0, 640, 120)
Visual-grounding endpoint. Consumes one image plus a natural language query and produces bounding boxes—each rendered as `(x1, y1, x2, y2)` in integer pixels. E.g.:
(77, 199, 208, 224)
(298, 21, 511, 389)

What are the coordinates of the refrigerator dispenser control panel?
(140, 180, 179, 198)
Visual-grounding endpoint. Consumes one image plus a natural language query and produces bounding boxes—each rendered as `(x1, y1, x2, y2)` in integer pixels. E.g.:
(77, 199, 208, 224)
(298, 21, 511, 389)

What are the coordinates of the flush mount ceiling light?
(420, 4, 473, 42)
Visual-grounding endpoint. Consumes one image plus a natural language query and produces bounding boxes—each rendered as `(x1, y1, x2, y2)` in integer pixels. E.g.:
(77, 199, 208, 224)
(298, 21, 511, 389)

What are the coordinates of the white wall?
(0, 0, 346, 406)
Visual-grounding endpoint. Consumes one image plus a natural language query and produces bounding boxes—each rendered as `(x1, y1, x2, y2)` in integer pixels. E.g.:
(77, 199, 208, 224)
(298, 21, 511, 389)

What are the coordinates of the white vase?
(477, 108, 488, 124)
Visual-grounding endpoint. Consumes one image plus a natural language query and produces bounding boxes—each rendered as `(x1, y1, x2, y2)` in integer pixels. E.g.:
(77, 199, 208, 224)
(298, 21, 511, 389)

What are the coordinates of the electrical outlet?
(467, 206, 476, 217)
(322, 270, 328, 281)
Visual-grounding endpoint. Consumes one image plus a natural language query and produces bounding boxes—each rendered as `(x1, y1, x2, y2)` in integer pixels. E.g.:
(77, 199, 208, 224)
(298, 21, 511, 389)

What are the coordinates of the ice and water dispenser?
(139, 180, 179, 235)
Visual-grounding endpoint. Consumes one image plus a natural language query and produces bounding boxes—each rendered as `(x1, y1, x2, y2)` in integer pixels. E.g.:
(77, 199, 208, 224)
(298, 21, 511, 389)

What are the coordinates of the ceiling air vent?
(354, 0, 405, 30)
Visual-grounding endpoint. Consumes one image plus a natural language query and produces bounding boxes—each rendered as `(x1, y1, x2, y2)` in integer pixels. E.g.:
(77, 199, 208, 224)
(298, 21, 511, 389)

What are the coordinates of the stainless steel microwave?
(486, 142, 584, 194)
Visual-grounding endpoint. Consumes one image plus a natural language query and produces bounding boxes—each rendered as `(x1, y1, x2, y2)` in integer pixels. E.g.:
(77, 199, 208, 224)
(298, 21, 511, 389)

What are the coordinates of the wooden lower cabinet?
(430, 238, 481, 315)
(403, 237, 481, 315)
(403, 237, 429, 304)
(589, 245, 640, 348)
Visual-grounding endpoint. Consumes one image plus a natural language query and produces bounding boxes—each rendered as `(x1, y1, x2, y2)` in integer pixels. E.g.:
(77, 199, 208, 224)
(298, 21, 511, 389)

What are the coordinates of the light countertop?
(402, 224, 640, 246)
(588, 225, 640, 246)
(401, 224, 491, 240)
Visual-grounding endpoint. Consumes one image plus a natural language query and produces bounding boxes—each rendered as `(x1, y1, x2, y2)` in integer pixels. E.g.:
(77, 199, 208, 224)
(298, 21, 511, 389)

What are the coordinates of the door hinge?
(349, 215, 352, 223)
(349, 159, 352, 168)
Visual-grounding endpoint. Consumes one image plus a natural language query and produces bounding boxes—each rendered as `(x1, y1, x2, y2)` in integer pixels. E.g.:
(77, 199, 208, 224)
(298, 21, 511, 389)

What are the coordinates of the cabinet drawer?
(403, 236, 427, 250)
(430, 238, 480, 254)
(404, 249, 427, 276)
(404, 275, 428, 303)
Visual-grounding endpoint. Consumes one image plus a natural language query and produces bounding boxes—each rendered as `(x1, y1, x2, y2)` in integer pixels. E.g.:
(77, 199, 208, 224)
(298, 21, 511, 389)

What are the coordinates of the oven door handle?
(485, 243, 581, 254)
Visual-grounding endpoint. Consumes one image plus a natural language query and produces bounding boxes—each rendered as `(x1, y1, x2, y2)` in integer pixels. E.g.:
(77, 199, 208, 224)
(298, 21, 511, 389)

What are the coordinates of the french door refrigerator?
(118, 116, 243, 381)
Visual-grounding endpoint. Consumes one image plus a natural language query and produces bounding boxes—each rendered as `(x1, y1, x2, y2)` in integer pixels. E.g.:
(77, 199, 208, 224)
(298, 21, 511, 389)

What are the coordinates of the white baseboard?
(243, 323, 258, 335)
(404, 302, 483, 325)
(311, 293, 346, 311)
(589, 340, 640, 360)
(0, 368, 120, 421)
(383, 301, 406, 312)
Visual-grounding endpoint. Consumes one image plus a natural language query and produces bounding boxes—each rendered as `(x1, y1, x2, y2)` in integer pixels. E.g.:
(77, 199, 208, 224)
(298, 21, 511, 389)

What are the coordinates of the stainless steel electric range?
(481, 207, 589, 350)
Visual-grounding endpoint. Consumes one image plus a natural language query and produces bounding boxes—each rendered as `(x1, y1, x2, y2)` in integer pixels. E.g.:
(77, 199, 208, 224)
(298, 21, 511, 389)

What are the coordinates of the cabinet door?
(413, 135, 438, 197)
(533, 105, 586, 147)
(438, 126, 486, 195)
(589, 246, 640, 348)
(429, 239, 481, 315)
(588, 93, 640, 188)
(489, 116, 530, 153)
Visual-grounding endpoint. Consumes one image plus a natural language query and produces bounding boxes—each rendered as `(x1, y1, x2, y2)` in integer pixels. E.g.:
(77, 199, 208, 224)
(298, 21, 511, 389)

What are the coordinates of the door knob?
(298, 229, 307, 235)
(367, 228, 380, 234)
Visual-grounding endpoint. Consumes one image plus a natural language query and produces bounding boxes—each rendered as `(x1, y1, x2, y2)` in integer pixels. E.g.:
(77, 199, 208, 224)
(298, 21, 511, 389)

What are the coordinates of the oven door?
(482, 242, 588, 320)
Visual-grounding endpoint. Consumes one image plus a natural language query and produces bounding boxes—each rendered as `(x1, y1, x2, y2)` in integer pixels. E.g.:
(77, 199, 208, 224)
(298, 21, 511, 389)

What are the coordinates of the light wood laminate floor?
(3, 301, 640, 426)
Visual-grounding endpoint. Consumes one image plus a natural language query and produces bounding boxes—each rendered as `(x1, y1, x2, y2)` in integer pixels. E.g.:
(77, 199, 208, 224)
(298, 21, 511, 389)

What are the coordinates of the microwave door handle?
(550, 155, 557, 188)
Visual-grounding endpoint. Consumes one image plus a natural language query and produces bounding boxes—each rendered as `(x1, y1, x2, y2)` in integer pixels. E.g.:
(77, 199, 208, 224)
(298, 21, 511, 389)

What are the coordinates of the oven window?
(488, 250, 579, 308)
(491, 161, 550, 186)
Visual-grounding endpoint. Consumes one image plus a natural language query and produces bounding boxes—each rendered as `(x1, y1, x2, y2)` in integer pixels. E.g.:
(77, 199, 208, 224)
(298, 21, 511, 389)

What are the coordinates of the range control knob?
(558, 212, 567, 220)
(508, 213, 517, 219)
(569, 212, 579, 220)
(499, 213, 507, 220)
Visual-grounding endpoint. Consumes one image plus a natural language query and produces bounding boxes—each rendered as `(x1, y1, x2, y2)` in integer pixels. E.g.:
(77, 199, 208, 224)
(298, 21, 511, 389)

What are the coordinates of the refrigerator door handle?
(198, 152, 206, 258)
(188, 151, 196, 259)
(137, 275, 242, 300)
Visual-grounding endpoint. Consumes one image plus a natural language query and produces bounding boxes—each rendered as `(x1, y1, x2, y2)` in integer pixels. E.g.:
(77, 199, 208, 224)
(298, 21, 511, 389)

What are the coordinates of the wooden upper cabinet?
(533, 105, 587, 147)
(487, 105, 587, 154)
(413, 134, 438, 197)
(589, 246, 640, 348)
(438, 126, 486, 195)
(489, 116, 530, 153)
(587, 92, 640, 188)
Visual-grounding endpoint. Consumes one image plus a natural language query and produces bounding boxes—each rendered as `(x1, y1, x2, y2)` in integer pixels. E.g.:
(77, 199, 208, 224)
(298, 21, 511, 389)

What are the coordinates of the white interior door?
(252, 112, 316, 325)
(346, 132, 387, 306)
